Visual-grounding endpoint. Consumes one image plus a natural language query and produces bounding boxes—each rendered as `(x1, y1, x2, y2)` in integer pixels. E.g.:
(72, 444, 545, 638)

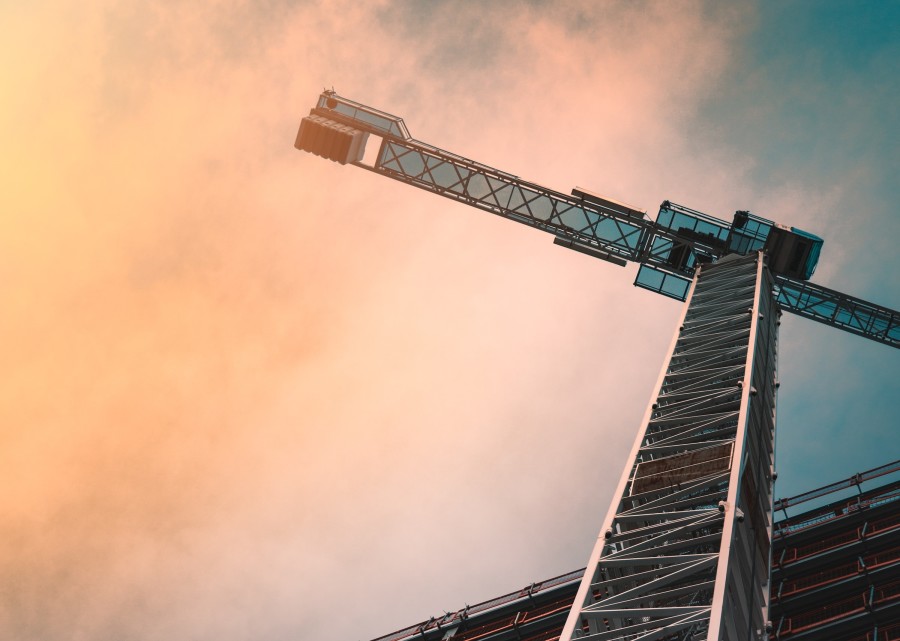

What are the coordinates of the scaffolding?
(770, 463, 900, 639)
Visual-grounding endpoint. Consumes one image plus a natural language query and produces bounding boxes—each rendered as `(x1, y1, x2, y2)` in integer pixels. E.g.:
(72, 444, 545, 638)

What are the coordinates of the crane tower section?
(559, 252, 777, 640)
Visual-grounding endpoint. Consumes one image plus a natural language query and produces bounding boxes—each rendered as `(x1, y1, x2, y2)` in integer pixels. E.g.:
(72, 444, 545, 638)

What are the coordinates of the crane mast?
(559, 253, 777, 640)
(294, 91, 900, 641)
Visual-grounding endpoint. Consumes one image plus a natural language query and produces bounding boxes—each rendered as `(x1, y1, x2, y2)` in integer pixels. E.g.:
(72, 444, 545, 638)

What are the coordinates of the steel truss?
(374, 137, 648, 262)
(560, 253, 778, 641)
(369, 137, 899, 347)
(298, 91, 900, 348)
(773, 276, 899, 347)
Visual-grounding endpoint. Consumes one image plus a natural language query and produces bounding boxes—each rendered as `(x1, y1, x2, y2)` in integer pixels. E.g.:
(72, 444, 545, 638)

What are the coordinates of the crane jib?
(374, 138, 648, 261)
(297, 91, 900, 349)
(774, 277, 900, 347)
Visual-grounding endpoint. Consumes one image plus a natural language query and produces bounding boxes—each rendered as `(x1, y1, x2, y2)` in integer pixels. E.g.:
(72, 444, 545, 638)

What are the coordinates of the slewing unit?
(636, 204, 823, 300)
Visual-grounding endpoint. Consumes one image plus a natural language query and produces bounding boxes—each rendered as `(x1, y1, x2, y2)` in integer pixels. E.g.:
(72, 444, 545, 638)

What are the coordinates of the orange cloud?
(6, 3, 829, 640)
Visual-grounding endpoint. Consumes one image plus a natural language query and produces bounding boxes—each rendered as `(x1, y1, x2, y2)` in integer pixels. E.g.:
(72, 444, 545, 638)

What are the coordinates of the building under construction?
(368, 462, 900, 641)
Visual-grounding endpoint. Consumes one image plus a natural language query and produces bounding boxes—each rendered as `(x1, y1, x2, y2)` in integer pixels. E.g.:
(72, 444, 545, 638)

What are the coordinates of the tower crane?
(295, 90, 899, 641)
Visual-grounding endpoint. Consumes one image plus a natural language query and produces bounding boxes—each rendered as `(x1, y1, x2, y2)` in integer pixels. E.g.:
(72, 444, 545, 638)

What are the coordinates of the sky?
(1, 1, 898, 640)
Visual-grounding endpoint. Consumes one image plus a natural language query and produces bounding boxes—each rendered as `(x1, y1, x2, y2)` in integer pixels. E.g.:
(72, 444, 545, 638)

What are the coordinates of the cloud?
(6, 2, 896, 641)
(0, 1, 750, 638)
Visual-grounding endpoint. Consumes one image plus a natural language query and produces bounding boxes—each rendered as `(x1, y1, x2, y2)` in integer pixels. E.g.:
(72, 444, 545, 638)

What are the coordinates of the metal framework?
(297, 91, 900, 348)
(557, 253, 777, 641)
(368, 569, 585, 641)
(772, 277, 900, 346)
(294, 90, 900, 641)
(769, 464, 900, 639)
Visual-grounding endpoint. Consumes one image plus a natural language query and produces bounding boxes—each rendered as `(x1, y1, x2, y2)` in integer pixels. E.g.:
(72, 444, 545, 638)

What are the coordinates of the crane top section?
(295, 90, 898, 347)
(655, 202, 823, 281)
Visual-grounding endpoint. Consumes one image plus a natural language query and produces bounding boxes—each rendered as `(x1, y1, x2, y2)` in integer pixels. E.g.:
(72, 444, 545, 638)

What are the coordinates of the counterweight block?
(295, 114, 368, 164)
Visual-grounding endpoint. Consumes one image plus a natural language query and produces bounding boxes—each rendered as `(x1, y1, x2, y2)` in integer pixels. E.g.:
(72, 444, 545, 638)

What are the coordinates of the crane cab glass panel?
(726, 211, 772, 255)
(654, 201, 730, 272)
(656, 202, 731, 251)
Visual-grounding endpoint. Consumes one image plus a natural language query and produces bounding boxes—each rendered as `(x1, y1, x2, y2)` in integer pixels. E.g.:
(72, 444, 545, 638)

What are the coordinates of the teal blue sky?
(689, 2, 899, 499)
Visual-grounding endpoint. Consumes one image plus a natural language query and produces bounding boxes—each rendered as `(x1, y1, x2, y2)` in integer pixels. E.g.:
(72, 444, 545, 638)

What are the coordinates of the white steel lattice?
(561, 253, 779, 641)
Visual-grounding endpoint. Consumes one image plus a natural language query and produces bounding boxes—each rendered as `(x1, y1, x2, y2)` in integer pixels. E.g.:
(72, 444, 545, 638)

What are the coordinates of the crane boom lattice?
(296, 90, 900, 348)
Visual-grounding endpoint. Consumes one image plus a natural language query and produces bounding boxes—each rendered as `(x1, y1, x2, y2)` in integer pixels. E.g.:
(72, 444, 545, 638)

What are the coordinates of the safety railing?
(778, 528, 860, 565)
(778, 560, 859, 598)
(778, 593, 866, 635)
(777, 510, 900, 566)
(777, 545, 900, 599)
(774, 460, 900, 524)
(448, 595, 574, 641)
(518, 628, 566, 641)
(775, 489, 900, 536)
(837, 621, 900, 641)
(867, 546, 900, 572)
(870, 511, 900, 536)
(370, 569, 583, 641)
(776, 579, 900, 637)
(874, 579, 900, 606)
